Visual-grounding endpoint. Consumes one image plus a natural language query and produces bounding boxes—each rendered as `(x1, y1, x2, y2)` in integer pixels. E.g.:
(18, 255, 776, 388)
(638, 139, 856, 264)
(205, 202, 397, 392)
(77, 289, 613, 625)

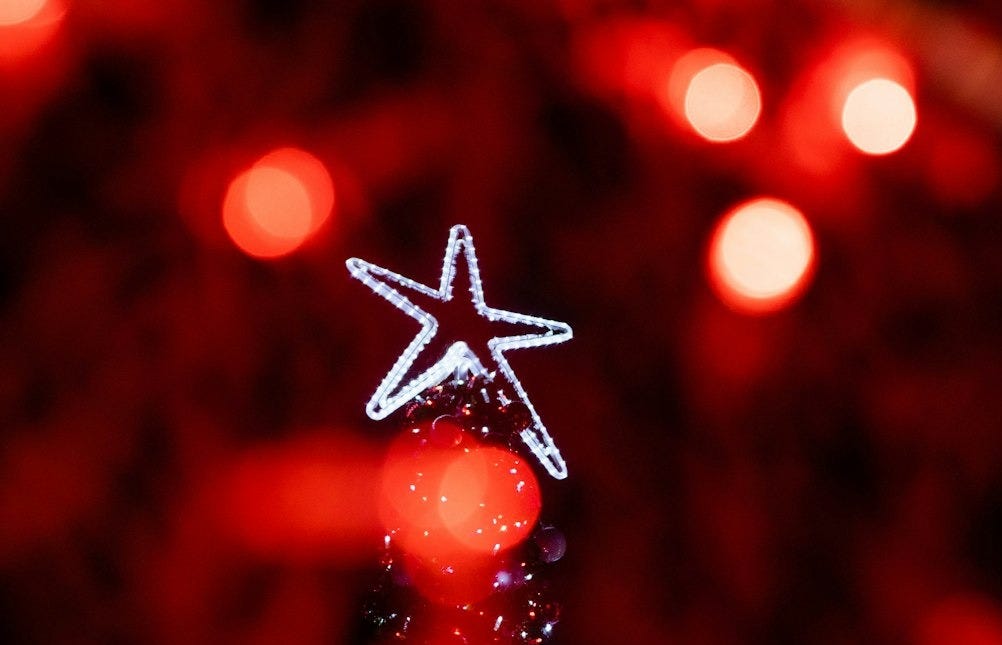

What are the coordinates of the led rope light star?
(346, 225, 573, 479)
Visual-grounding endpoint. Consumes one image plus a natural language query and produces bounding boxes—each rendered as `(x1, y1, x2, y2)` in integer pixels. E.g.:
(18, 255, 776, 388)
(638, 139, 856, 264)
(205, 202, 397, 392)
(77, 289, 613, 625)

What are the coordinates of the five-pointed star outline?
(346, 224, 573, 479)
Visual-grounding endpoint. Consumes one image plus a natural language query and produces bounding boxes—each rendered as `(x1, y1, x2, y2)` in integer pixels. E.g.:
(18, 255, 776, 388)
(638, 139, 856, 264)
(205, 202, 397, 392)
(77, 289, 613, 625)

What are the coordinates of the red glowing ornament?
(361, 378, 563, 641)
(438, 446, 541, 555)
(379, 427, 541, 563)
(378, 429, 464, 562)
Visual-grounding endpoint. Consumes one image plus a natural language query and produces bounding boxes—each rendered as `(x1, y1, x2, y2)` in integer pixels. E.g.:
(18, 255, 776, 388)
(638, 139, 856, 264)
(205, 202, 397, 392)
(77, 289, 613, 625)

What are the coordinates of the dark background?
(2, 0, 1002, 642)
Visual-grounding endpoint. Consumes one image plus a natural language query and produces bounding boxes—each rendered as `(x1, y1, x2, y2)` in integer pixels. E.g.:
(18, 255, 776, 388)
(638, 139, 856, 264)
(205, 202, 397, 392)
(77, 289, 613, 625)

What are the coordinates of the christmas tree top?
(346, 225, 573, 479)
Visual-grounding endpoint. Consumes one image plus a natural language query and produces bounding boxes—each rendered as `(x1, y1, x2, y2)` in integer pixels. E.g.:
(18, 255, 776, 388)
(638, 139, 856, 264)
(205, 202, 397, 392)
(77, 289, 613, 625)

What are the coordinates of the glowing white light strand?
(346, 225, 573, 479)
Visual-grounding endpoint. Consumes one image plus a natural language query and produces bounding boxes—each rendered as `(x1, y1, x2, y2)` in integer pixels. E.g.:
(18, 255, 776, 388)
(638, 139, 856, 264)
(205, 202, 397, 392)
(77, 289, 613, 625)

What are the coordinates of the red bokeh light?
(841, 78, 917, 155)
(829, 43, 915, 110)
(0, 0, 45, 25)
(667, 48, 761, 142)
(379, 432, 462, 561)
(222, 147, 335, 259)
(0, 0, 62, 63)
(707, 197, 816, 314)
(221, 435, 381, 562)
(438, 446, 541, 555)
(780, 39, 915, 173)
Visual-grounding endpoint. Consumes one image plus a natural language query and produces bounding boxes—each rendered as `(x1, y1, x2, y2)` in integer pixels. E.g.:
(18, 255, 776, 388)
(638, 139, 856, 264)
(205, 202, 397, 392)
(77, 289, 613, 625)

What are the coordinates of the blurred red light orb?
(0, 0, 63, 63)
(0, 0, 45, 25)
(438, 446, 541, 555)
(708, 198, 816, 314)
(222, 436, 382, 562)
(670, 48, 761, 142)
(841, 78, 917, 155)
(379, 431, 467, 562)
(379, 431, 541, 564)
(222, 147, 334, 259)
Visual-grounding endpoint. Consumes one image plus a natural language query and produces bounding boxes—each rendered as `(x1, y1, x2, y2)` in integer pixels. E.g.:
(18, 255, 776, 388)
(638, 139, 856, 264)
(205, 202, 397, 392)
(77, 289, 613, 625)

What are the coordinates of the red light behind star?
(438, 446, 540, 555)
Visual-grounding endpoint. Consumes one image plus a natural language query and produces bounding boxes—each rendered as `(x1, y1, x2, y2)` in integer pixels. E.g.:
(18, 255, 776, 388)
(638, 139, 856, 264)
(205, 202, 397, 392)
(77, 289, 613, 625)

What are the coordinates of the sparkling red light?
(438, 446, 541, 555)
(380, 431, 541, 562)
(668, 48, 761, 142)
(707, 197, 816, 314)
(222, 147, 335, 259)
(379, 432, 461, 562)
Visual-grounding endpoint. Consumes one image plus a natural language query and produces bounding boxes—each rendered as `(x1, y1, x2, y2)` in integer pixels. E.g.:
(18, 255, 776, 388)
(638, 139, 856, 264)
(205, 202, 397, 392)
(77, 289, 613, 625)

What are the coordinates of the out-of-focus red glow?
(379, 432, 543, 606)
(707, 197, 816, 314)
(0, 0, 62, 62)
(438, 446, 541, 555)
(572, 19, 687, 99)
(841, 78, 917, 155)
(380, 432, 541, 573)
(222, 147, 335, 259)
(0, 0, 45, 25)
(667, 48, 760, 142)
(221, 435, 381, 562)
(379, 434, 461, 561)
(780, 40, 915, 173)
(244, 166, 313, 239)
(918, 594, 1002, 645)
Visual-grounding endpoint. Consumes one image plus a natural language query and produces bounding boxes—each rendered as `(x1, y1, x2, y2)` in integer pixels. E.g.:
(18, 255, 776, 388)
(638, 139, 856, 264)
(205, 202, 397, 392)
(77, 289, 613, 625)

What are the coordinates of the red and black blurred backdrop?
(3, 0, 1002, 642)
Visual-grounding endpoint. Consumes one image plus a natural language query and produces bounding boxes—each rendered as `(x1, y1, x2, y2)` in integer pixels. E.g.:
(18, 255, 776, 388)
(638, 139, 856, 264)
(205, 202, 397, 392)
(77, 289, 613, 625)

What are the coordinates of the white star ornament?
(345, 224, 573, 479)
